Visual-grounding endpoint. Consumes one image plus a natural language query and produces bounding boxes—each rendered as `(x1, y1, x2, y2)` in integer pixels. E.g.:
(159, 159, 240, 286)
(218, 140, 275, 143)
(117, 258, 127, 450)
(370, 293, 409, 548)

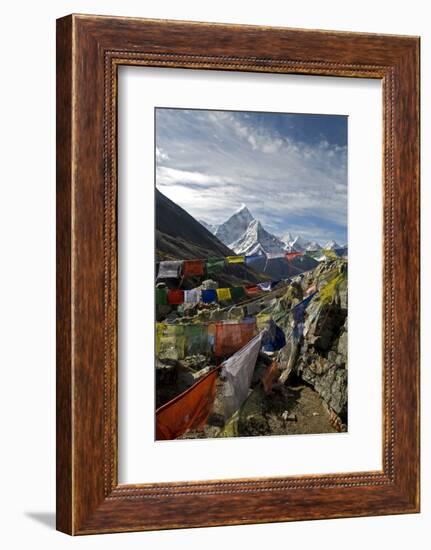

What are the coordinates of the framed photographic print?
(56, 15, 420, 534)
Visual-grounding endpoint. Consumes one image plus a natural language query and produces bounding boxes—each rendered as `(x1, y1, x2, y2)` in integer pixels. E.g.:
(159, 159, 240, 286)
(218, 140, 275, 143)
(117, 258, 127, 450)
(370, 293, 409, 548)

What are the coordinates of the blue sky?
(155, 108, 347, 245)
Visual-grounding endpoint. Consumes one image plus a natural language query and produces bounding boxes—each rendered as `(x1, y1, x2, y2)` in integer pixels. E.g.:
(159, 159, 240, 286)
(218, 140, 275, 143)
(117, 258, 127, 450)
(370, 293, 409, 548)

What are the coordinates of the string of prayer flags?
(184, 289, 201, 304)
(155, 288, 168, 305)
(226, 255, 245, 265)
(183, 259, 205, 277)
(221, 332, 263, 419)
(156, 368, 219, 440)
(214, 319, 257, 357)
(206, 258, 225, 277)
(157, 260, 182, 279)
(216, 288, 232, 302)
(167, 289, 184, 305)
(202, 288, 217, 303)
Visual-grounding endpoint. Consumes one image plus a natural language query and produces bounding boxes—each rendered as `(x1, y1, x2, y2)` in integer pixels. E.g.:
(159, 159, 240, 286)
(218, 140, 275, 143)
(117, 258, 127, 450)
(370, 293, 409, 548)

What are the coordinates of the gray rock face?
(274, 259, 348, 423)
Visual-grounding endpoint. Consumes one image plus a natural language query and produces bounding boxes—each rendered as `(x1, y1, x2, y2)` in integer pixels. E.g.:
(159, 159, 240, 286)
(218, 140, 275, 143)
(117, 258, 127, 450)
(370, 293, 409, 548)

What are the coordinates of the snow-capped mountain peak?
(323, 239, 341, 250)
(305, 241, 322, 251)
(229, 219, 286, 256)
(214, 204, 255, 246)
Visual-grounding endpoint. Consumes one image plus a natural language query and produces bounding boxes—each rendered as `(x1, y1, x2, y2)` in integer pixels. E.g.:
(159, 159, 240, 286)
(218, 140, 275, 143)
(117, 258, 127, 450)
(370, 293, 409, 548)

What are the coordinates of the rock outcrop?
(274, 260, 348, 427)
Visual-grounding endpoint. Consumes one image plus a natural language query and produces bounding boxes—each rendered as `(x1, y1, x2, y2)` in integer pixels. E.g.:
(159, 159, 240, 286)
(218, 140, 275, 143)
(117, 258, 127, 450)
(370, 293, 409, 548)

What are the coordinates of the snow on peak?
(214, 205, 255, 246)
(323, 239, 341, 250)
(229, 218, 286, 256)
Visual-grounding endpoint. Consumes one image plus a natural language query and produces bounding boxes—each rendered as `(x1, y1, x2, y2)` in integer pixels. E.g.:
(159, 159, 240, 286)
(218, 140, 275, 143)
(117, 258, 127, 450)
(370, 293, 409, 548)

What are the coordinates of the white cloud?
(155, 109, 347, 243)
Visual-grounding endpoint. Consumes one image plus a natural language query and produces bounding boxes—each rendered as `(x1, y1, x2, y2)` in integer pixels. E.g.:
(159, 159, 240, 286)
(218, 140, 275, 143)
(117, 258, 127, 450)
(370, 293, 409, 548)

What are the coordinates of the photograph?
(155, 108, 348, 440)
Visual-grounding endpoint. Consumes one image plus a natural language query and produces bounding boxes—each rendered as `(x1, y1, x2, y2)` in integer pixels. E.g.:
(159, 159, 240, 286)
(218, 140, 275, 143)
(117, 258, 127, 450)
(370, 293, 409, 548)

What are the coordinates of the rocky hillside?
(156, 258, 348, 436)
(156, 188, 234, 260)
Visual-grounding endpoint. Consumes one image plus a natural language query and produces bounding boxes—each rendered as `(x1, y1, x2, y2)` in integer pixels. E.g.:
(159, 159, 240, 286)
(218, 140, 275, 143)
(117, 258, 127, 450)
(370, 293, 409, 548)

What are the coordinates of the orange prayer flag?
(156, 369, 219, 440)
(262, 361, 280, 394)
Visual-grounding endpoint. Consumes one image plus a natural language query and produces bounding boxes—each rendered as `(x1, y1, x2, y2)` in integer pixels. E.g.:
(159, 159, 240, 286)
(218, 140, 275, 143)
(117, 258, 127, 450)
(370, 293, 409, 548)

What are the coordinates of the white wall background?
(0, 1, 428, 548)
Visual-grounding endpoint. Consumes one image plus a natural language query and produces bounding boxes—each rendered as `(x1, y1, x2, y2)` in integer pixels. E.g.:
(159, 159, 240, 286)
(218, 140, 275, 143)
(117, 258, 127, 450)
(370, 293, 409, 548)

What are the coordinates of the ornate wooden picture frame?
(56, 14, 420, 534)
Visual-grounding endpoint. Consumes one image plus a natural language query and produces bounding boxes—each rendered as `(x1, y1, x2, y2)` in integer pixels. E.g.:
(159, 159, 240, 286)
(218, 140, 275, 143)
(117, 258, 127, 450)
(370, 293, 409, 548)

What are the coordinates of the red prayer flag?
(245, 285, 260, 296)
(214, 320, 257, 357)
(167, 289, 184, 305)
(182, 259, 205, 277)
(156, 369, 219, 440)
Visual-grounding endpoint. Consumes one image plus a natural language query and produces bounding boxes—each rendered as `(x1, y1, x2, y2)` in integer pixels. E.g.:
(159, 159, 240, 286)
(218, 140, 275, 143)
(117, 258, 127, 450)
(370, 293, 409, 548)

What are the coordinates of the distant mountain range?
(200, 204, 345, 255)
(155, 190, 345, 283)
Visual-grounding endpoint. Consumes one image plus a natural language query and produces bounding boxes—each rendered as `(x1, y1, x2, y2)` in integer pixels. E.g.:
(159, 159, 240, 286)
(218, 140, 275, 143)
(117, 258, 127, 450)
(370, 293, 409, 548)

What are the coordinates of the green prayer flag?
(155, 288, 168, 305)
(184, 324, 209, 355)
(206, 258, 225, 276)
(230, 286, 246, 301)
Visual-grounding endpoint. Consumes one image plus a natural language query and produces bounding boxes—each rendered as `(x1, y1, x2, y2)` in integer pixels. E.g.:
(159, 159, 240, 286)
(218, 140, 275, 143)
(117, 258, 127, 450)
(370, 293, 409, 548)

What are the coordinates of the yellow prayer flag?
(216, 287, 232, 301)
(226, 256, 245, 264)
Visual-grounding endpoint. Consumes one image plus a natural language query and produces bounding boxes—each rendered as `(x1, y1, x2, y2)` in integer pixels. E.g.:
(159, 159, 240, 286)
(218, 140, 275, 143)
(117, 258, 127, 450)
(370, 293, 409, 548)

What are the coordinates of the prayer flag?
(258, 282, 272, 292)
(202, 288, 217, 303)
(266, 252, 285, 259)
(156, 368, 218, 440)
(155, 288, 168, 305)
(230, 286, 246, 301)
(156, 323, 185, 360)
(167, 289, 184, 305)
(293, 292, 317, 340)
(216, 288, 232, 302)
(184, 289, 201, 304)
(184, 324, 209, 355)
(157, 260, 183, 279)
(262, 321, 286, 352)
(221, 332, 263, 419)
(226, 255, 245, 264)
(214, 319, 257, 357)
(245, 285, 260, 296)
(206, 258, 225, 276)
(262, 361, 280, 394)
(183, 259, 205, 277)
